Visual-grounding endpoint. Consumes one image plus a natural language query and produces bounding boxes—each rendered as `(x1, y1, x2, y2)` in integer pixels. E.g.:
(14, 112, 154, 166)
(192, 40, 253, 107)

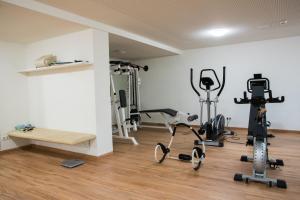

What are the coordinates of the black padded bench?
(139, 108, 178, 117)
(139, 108, 180, 133)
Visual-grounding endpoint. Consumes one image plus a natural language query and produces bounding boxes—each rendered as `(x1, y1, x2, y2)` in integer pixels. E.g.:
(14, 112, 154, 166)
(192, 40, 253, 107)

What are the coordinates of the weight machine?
(111, 61, 198, 146)
(110, 61, 148, 145)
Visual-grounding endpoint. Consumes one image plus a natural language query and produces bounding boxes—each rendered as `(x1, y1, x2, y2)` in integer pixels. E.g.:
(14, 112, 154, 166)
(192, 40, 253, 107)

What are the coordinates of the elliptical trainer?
(190, 66, 233, 147)
(233, 74, 287, 188)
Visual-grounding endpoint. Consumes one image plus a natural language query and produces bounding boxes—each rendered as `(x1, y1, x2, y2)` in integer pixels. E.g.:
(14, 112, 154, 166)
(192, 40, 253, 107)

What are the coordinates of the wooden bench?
(8, 128, 96, 145)
(8, 128, 96, 168)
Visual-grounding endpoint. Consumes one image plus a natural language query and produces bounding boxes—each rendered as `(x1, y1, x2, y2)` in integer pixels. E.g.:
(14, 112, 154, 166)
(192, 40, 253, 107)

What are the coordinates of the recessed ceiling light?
(199, 28, 235, 38)
(206, 28, 232, 37)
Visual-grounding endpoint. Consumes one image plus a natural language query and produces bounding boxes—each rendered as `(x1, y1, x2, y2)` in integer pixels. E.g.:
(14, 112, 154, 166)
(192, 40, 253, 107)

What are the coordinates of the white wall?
(25, 30, 96, 134)
(136, 36, 300, 131)
(23, 29, 112, 155)
(0, 41, 30, 150)
(93, 30, 113, 155)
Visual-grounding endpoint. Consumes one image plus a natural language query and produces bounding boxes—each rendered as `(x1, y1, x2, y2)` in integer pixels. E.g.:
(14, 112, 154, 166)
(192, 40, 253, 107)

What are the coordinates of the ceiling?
(109, 34, 174, 60)
(0, 1, 86, 43)
(37, 0, 300, 49)
(0, 1, 174, 60)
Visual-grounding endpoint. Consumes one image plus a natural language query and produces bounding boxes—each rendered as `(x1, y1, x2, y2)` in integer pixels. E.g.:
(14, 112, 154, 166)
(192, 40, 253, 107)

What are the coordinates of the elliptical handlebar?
(217, 66, 226, 97)
(190, 68, 200, 97)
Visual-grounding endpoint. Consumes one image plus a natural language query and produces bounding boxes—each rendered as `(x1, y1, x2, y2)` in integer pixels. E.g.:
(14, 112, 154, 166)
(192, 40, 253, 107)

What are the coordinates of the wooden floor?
(0, 128, 299, 200)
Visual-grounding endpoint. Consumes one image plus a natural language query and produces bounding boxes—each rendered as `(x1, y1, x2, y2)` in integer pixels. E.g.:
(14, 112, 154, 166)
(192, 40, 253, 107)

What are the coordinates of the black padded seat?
(139, 109, 178, 117)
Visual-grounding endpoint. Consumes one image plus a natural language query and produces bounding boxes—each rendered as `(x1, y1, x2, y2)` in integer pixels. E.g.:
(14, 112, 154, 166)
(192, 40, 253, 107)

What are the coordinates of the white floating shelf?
(19, 62, 93, 75)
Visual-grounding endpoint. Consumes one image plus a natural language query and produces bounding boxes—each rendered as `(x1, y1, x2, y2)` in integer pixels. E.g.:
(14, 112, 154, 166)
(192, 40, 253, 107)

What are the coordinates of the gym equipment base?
(113, 135, 138, 145)
(195, 137, 224, 147)
(194, 130, 233, 147)
(234, 173, 287, 188)
(240, 155, 284, 168)
(204, 140, 224, 147)
(61, 159, 85, 168)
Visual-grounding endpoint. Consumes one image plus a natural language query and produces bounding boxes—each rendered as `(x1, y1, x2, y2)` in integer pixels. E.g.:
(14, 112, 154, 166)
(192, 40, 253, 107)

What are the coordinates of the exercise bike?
(154, 114, 206, 171)
(190, 66, 233, 147)
(233, 74, 287, 188)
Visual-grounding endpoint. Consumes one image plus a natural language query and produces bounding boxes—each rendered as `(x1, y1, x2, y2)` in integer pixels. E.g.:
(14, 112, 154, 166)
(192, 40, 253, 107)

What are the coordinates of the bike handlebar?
(234, 91, 285, 104)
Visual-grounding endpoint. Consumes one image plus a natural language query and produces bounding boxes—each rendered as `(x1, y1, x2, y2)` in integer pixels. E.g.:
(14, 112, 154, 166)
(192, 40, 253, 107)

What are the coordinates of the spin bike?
(191, 66, 233, 147)
(233, 74, 287, 188)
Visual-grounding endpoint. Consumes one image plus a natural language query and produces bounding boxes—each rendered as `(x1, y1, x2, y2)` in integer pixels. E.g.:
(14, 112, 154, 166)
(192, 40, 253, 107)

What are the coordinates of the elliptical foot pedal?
(276, 159, 284, 166)
(61, 159, 85, 168)
(234, 173, 243, 182)
(218, 142, 224, 147)
(240, 155, 248, 162)
(276, 179, 287, 189)
(198, 129, 205, 135)
(269, 159, 284, 168)
(228, 131, 235, 135)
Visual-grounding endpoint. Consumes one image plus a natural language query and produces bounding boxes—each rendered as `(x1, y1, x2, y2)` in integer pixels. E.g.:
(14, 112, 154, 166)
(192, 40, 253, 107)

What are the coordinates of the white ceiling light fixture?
(205, 28, 233, 37)
(195, 27, 238, 39)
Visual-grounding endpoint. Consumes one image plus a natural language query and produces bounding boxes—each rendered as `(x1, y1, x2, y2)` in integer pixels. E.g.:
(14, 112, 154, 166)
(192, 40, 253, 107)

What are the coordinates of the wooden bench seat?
(8, 128, 96, 145)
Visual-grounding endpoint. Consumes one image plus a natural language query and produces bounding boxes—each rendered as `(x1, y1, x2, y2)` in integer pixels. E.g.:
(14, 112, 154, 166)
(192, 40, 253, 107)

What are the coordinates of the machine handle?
(199, 68, 221, 91)
(217, 66, 226, 97)
(190, 68, 200, 97)
(234, 98, 250, 104)
(119, 90, 127, 108)
(110, 61, 148, 71)
(131, 63, 149, 71)
(234, 91, 250, 104)
(268, 96, 285, 103)
(187, 114, 199, 122)
(267, 90, 284, 103)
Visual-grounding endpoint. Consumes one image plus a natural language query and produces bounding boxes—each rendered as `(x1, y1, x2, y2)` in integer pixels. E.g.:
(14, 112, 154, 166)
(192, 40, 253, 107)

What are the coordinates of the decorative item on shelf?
(35, 54, 57, 69)
(19, 61, 92, 75)
(15, 123, 35, 132)
(50, 60, 84, 66)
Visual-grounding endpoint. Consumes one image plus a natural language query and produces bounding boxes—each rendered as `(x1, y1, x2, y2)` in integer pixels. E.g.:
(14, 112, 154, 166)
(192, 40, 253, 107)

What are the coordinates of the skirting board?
(0, 144, 113, 160)
(140, 122, 300, 134)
